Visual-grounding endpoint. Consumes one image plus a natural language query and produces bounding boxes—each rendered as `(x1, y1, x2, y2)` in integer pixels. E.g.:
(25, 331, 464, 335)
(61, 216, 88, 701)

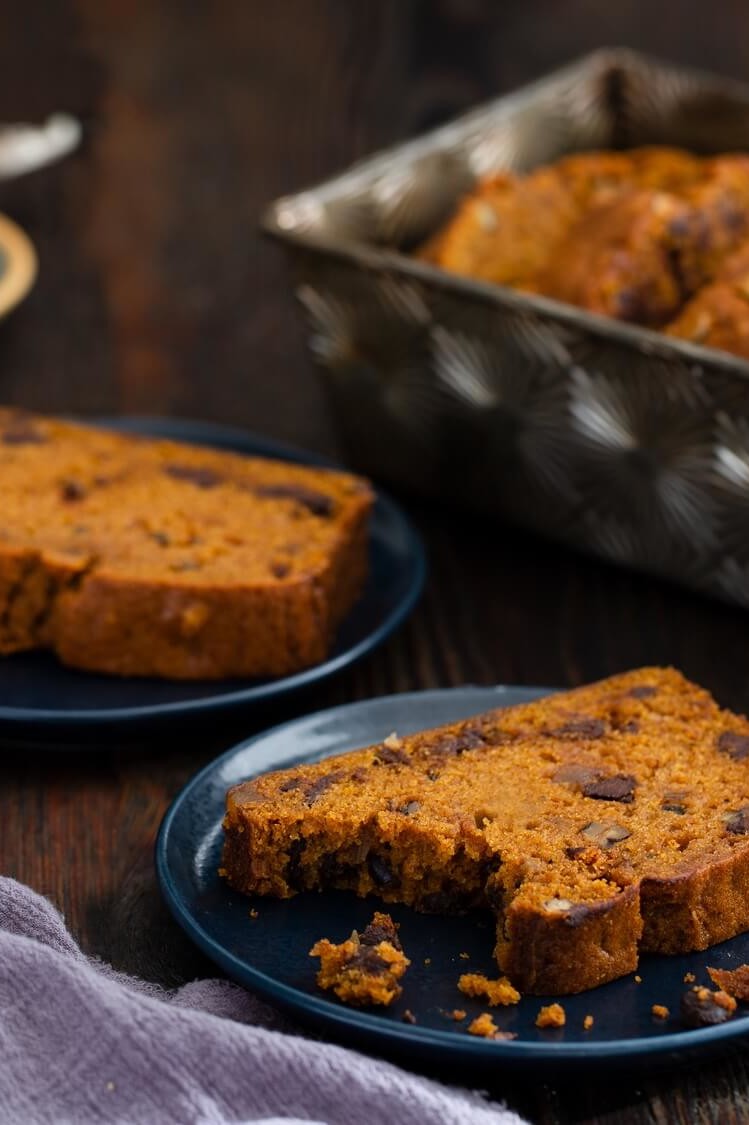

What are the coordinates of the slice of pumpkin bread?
(0, 408, 372, 679)
(222, 668, 749, 994)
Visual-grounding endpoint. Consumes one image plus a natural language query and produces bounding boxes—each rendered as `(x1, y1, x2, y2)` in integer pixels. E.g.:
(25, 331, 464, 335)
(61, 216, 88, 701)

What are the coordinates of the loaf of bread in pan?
(420, 146, 749, 341)
(0, 409, 373, 679)
(222, 667, 749, 994)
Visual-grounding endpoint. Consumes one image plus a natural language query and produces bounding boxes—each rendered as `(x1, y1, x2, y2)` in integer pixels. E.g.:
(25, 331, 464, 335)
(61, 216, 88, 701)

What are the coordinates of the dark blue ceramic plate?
(156, 686, 749, 1070)
(0, 418, 425, 741)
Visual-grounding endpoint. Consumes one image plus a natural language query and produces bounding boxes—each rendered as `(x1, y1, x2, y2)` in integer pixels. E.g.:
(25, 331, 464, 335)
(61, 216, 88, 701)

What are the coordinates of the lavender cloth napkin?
(0, 878, 527, 1125)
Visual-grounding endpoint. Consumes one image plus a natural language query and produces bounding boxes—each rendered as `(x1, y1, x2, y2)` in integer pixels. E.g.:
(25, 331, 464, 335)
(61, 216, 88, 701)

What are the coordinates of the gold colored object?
(0, 213, 36, 318)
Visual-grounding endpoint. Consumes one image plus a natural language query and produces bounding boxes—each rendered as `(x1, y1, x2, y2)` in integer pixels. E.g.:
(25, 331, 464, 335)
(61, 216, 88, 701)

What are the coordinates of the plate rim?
(0, 416, 425, 728)
(0, 212, 36, 318)
(156, 684, 749, 1065)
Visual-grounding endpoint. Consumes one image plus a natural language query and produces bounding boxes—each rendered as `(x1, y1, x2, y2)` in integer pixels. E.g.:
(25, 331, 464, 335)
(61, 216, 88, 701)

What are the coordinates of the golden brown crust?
(496, 883, 642, 995)
(640, 842, 749, 954)
(537, 190, 687, 325)
(0, 409, 373, 678)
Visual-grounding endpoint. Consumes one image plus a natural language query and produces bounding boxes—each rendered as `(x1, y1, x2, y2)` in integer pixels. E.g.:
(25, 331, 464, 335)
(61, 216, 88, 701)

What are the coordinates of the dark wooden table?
(4, 2, 749, 1121)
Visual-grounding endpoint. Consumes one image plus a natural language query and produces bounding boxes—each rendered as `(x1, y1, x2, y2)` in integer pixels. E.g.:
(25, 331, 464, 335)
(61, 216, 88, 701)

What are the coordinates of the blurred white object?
(0, 113, 82, 179)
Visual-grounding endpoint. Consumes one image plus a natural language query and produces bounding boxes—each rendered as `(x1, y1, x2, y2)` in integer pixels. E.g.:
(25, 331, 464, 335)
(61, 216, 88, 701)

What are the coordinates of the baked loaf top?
(666, 240, 749, 357)
(0, 409, 373, 678)
(419, 147, 703, 293)
(419, 146, 749, 348)
(222, 667, 749, 993)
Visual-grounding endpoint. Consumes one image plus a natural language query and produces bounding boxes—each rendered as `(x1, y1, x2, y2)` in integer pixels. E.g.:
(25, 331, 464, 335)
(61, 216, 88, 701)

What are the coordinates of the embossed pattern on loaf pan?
(263, 48, 749, 607)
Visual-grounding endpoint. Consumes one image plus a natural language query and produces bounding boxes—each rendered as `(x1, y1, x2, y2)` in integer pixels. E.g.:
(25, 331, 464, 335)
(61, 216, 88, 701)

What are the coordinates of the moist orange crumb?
(583, 1014, 594, 1030)
(467, 1013, 516, 1040)
(634, 975, 643, 983)
(450, 1009, 467, 1021)
(651, 1004, 669, 1019)
(468, 1012, 498, 1038)
(309, 912, 409, 1007)
(707, 964, 749, 1001)
(684, 972, 696, 983)
(536, 1003, 566, 1029)
(458, 973, 521, 1007)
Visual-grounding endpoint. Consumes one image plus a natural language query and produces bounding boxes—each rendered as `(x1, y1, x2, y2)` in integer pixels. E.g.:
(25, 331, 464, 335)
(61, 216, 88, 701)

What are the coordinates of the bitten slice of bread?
(0, 409, 373, 679)
(222, 667, 749, 994)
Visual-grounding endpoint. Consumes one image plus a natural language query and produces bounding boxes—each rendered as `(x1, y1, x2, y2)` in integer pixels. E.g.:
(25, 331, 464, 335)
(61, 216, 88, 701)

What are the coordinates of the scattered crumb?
(249, 908, 259, 919)
(309, 912, 410, 1007)
(651, 1004, 669, 1020)
(536, 1003, 566, 1029)
(105, 1082, 115, 1093)
(424, 958, 431, 966)
(683, 972, 696, 983)
(383, 732, 402, 750)
(468, 1012, 498, 1038)
(458, 973, 521, 1007)
(634, 975, 642, 983)
(690, 985, 736, 1012)
(681, 985, 737, 1028)
(459, 952, 470, 960)
(583, 1014, 594, 1031)
(467, 1012, 516, 1041)
(402, 1009, 416, 1024)
(451, 1009, 467, 1021)
(708, 964, 749, 1001)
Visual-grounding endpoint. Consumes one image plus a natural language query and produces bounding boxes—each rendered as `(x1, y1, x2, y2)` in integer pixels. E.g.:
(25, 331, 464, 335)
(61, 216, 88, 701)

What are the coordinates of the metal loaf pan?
(263, 48, 749, 606)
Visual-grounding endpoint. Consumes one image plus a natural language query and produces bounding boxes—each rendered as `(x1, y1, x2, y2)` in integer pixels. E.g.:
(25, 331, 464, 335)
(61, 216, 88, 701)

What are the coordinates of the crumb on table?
(458, 972, 521, 1007)
(536, 1003, 566, 1029)
(249, 908, 259, 919)
(684, 972, 696, 984)
(459, 952, 470, 960)
(402, 1009, 416, 1024)
(583, 1014, 594, 1031)
(634, 975, 642, 983)
(651, 1004, 669, 1020)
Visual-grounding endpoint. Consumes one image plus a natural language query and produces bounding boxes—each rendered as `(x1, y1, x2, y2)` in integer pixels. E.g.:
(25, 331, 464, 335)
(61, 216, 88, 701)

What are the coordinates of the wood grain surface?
(3, 2, 749, 1121)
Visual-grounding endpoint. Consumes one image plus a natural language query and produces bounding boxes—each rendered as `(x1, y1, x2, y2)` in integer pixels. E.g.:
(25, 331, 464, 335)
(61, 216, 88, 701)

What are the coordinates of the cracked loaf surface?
(0, 408, 373, 679)
(420, 147, 749, 336)
(222, 668, 749, 994)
